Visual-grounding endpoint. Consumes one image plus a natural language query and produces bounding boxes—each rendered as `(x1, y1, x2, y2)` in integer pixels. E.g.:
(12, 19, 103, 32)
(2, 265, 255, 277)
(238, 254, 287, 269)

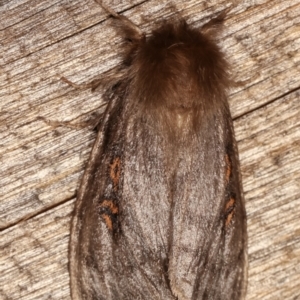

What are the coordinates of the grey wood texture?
(0, 0, 299, 299)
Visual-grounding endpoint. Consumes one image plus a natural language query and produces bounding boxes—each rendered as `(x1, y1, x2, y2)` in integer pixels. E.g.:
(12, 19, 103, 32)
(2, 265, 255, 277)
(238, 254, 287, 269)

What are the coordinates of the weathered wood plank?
(237, 90, 300, 300)
(0, 200, 73, 299)
(0, 0, 299, 299)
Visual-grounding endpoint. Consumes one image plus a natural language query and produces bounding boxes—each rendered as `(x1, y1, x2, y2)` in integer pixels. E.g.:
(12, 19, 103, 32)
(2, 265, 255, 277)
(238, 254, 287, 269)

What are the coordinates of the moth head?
(106, 6, 231, 135)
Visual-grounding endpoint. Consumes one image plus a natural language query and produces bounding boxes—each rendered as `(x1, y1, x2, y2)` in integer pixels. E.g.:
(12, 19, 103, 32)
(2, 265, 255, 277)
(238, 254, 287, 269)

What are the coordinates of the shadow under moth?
(69, 1, 247, 299)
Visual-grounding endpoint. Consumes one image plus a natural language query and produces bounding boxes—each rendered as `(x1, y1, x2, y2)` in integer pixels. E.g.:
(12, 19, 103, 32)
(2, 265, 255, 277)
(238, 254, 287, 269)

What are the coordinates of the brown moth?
(69, 2, 248, 299)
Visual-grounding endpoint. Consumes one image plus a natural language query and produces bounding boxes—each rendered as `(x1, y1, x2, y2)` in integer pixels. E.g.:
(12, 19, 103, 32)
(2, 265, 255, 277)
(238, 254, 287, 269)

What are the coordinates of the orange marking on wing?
(225, 154, 231, 183)
(101, 214, 113, 230)
(100, 200, 119, 214)
(225, 210, 234, 227)
(225, 197, 235, 211)
(110, 157, 121, 191)
(225, 197, 235, 226)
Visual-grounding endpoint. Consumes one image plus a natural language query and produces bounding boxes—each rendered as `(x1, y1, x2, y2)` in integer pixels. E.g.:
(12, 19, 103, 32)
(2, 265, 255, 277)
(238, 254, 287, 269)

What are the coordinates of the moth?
(69, 2, 248, 300)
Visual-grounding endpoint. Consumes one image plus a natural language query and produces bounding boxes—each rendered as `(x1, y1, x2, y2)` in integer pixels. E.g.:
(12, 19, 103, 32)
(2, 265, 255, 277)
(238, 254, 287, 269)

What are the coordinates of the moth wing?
(69, 93, 121, 299)
(69, 8, 177, 299)
(168, 107, 247, 300)
(112, 107, 178, 299)
(70, 96, 177, 299)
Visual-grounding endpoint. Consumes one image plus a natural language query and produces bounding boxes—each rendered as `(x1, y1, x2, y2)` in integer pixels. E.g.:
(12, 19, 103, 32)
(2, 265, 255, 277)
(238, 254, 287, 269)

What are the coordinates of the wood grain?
(1, 0, 299, 299)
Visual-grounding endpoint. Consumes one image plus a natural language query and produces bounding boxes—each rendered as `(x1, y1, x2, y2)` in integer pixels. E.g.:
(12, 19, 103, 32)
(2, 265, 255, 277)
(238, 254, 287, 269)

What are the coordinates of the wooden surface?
(1, 0, 300, 299)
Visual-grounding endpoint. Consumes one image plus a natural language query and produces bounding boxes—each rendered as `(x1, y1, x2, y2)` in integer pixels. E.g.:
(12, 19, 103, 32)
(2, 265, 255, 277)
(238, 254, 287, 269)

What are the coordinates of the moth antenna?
(201, 6, 232, 35)
(95, 0, 121, 19)
(95, 0, 144, 42)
